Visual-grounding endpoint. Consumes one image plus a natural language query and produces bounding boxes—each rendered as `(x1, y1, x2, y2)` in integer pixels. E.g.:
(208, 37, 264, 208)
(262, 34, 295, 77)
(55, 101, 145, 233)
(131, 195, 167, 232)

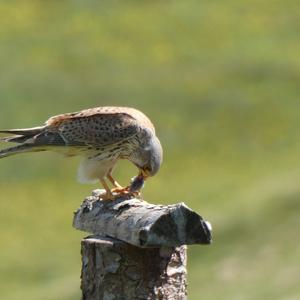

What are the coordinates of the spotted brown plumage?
(0, 106, 163, 199)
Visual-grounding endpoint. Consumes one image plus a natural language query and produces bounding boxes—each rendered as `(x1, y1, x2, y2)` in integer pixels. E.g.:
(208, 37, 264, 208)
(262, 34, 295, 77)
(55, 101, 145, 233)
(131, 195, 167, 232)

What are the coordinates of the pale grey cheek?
(130, 149, 150, 167)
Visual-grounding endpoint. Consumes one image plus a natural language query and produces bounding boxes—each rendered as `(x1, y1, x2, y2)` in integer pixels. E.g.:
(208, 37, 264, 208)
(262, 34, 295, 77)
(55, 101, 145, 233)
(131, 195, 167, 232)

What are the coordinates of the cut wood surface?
(73, 189, 212, 248)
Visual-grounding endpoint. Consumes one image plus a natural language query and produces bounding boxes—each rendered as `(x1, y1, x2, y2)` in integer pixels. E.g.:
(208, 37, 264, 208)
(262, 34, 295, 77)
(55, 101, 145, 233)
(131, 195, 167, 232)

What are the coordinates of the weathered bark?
(73, 189, 212, 247)
(81, 235, 187, 300)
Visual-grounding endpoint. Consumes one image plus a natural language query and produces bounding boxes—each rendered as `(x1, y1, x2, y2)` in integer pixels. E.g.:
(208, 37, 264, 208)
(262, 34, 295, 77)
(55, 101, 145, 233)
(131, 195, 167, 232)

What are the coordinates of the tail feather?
(0, 126, 45, 136)
(0, 135, 29, 143)
(0, 125, 68, 147)
(0, 125, 80, 159)
(0, 126, 46, 144)
(0, 144, 45, 159)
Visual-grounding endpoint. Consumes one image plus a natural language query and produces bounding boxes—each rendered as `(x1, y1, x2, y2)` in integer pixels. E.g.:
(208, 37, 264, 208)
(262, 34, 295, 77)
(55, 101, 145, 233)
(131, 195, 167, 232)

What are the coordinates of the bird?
(0, 106, 163, 199)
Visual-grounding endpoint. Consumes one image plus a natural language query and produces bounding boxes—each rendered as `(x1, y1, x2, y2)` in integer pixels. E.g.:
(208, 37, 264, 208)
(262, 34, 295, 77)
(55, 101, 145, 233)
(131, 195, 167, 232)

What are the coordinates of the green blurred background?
(0, 1, 300, 299)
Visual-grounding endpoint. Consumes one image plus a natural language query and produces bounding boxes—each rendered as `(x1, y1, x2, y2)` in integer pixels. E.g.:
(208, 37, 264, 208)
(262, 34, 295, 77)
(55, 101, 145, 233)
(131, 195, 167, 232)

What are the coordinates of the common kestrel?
(0, 106, 163, 199)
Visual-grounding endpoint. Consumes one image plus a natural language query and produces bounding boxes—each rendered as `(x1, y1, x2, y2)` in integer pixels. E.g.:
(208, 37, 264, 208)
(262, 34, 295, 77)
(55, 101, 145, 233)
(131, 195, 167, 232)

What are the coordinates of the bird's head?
(130, 134, 163, 182)
(139, 135, 163, 180)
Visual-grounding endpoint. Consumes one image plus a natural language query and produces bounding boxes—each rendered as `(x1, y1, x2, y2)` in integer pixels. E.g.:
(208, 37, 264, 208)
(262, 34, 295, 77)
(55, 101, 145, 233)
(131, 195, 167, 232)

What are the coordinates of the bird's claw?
(111, 186, 129, 194)
(111, 186, 141, 199)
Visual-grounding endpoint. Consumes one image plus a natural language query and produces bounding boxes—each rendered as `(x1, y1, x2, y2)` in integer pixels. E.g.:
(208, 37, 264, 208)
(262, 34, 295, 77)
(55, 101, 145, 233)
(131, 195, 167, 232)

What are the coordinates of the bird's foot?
(96, 187, 141, 201)
(111, 186, 141, 199)
(111, 186, 129, 194)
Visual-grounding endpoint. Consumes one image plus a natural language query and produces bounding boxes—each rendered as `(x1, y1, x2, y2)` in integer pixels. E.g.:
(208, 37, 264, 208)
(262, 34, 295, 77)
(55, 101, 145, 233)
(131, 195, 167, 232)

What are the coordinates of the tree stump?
(74, 190, 212, 300)
(81, 236, 187, 300)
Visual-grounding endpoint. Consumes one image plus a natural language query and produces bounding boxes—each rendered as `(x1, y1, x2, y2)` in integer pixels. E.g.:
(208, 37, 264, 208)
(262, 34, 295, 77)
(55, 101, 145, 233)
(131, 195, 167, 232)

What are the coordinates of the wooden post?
(81, 236, 187, 300)
(74, 189, 212, 300)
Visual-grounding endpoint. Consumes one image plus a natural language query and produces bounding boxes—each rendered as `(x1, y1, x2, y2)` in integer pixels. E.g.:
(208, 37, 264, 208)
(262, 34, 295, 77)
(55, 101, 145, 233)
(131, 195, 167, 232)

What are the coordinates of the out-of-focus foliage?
(0, 1, 300, 299)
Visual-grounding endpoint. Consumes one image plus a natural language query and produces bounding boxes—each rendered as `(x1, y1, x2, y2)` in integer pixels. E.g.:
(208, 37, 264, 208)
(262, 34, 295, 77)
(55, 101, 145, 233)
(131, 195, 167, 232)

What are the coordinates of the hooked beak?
(139, 168, 150, 180)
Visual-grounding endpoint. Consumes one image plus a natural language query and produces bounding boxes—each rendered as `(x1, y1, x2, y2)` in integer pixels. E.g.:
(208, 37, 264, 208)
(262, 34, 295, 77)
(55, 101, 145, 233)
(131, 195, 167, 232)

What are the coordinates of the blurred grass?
(0, 0, 300, 299)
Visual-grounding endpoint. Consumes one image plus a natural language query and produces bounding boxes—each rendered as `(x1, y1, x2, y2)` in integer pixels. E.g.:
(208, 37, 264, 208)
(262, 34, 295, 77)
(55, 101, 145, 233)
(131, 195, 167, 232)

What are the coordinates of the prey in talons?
(108, 171, 147, 200)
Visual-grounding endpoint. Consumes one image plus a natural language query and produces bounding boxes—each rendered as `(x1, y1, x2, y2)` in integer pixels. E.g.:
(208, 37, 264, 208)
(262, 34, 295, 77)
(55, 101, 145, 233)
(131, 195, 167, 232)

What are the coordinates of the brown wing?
(46, 106, 155, 133)
(47, 112, 141, 147)
(0, 107, 154, 151)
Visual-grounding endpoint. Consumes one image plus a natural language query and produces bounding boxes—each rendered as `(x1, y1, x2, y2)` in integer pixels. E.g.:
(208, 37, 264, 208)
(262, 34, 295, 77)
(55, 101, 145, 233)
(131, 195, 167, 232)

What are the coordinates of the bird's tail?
(0, 144, 46, 159)
(0, 126, 45, 142)
(0, 126, 45, 135)
(0, 126, 47, 158)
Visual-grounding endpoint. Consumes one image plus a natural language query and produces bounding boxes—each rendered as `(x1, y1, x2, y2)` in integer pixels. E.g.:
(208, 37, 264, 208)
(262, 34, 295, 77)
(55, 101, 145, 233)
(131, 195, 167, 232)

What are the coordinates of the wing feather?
(50, 113, 140, 147)
(46, 106, 155, 133)
(1, 107, 153, 150)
